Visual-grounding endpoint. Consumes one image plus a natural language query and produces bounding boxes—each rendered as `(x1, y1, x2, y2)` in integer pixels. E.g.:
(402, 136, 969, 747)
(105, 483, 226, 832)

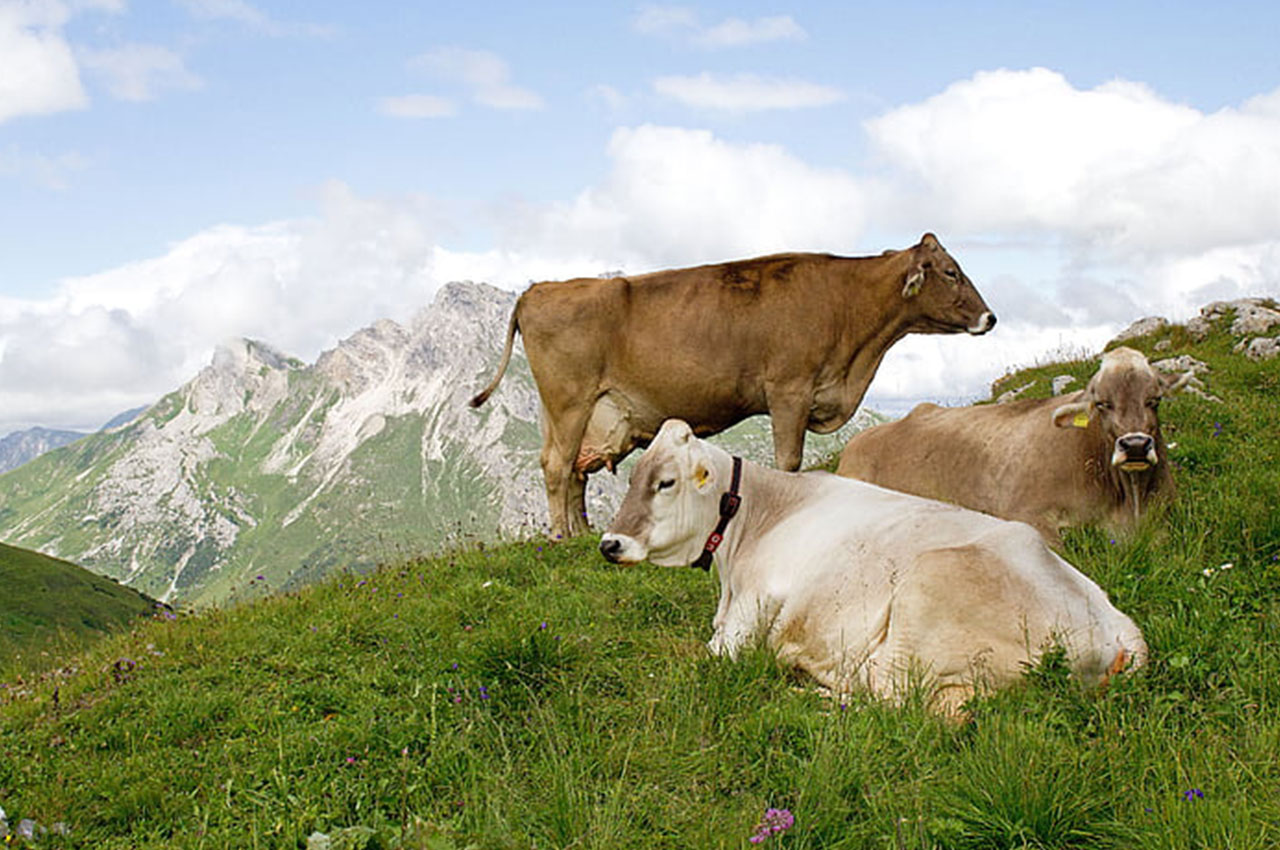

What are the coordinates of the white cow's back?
(726, 472, 1145, 704)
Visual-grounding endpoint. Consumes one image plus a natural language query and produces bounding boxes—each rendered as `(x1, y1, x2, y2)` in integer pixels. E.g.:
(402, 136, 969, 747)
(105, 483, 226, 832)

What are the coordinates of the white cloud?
(697, 15, 805, 47)
(866, 69, 1280, 256)
(9, 70, 1280, 434)
(508, 125, 868, 270)
(176, 0, 332, 38)
(0, 182, 443, 434)
(864, 68, 1280, 320)
(376, 93, 456, 119)
(653, 72, 844, 111)
(409, 47, 542, 111)
(77, 43, 202, 101)
(0, 0, 89, 123)
(632, 4, 699, 36)
(633, 5, 805, 47)
(588, 83, 628, 113)
(0, 144, 88, 189)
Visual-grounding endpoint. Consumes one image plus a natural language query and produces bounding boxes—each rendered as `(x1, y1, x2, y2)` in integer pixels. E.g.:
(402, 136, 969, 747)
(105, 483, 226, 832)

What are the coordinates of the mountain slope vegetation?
(0, 282, 881, 610)
(0, 542, 157, 671)
(0, 308, 1277, 848)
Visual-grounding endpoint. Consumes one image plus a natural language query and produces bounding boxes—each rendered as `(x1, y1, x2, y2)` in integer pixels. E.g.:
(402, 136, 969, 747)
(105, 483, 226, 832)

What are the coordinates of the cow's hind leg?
(539, 408, 594, 538)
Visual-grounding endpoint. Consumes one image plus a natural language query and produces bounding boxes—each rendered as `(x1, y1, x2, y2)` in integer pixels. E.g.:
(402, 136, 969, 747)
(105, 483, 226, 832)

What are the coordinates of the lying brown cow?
(471, 233, 996, 537)
(837, 346, 1184, 543)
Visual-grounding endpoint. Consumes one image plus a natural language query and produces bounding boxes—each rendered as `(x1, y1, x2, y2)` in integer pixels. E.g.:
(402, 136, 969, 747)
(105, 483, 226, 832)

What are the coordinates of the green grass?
(0, 542, 158, 677)
(1, 314, 1278, 848)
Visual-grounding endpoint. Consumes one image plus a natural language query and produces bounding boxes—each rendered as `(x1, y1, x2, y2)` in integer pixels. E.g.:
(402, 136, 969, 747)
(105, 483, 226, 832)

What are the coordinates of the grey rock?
(1191, 298, 1280, 337)
(1231, 304, 1280, 336)
(1186, 315, 1213, 341)
(1245, 337, 1280, 361)
(1153, 356, 1210, 375)
(997, 381, 1035, 404)
(1112, 316, 1167, 344)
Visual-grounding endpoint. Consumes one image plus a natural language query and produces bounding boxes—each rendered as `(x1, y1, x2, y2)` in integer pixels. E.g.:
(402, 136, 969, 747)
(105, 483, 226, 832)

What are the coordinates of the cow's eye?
(656, 478, 676, 492)
(1147, 397, 1161, 409)
(944, 268, 959, 279)
(1095, 400, 1113, 412)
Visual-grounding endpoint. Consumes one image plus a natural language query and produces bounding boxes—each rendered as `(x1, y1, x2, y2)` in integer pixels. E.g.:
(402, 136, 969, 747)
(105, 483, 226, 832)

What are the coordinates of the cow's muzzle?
(1112, 433, 1157, 471)
(599, 533, 646, 565)
(968, 311, 997, 335)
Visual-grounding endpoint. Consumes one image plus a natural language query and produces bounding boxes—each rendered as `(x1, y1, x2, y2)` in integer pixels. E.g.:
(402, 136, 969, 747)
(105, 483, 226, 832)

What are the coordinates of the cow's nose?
(969, 311, 997, 335)
(1118, 434, 1154, 457)
(599, 537, 623, 563)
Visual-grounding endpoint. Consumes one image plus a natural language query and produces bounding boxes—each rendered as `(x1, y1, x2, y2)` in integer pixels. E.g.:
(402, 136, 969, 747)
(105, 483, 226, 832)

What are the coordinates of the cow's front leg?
(711, 581, 733, 632)
(767, 390, 810, 471)
(707, 594, 770, 659)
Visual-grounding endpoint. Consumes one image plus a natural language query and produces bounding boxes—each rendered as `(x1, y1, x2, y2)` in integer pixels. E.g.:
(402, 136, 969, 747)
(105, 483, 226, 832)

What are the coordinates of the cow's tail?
(469, 305, 521, 408)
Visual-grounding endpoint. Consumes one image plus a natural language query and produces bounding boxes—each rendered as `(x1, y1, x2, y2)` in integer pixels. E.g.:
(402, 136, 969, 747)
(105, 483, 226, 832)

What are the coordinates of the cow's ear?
(693, 464, 713, 490)
(919, 232, 940, 250)
(662, 418, 693, 445)
(903, 266, 925, 298)
(1052, 401, 1090, 429)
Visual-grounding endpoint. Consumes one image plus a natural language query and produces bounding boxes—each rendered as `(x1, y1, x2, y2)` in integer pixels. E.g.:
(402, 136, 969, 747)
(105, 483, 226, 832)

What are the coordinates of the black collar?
(691, 456, 743, 571)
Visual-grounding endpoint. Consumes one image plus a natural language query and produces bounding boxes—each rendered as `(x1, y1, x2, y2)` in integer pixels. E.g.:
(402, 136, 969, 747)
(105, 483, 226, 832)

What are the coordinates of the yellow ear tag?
(1072, 412, 1090, 429)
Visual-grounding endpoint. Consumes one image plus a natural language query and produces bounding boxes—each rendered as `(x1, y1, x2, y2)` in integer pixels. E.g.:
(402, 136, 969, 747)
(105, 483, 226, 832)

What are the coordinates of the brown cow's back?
(517, 251, 907, 436)
(837, 394, 1105, 539)
(472, 233, 995, 537)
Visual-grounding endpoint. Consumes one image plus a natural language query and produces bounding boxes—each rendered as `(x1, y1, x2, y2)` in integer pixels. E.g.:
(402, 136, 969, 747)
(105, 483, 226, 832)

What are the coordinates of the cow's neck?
(1089, 434, 1167, 521)
(712, 457, 812, 572)
(836, 265, 920, 412)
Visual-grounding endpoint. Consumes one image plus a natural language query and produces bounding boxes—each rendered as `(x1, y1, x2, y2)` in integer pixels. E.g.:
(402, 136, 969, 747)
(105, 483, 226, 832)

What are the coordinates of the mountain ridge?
(0, 281, 881, 607)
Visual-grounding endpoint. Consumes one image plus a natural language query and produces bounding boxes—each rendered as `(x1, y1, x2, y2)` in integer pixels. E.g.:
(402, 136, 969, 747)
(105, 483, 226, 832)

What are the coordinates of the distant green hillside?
(0, 541, 158, 666)
(0, 307, 1277, 848)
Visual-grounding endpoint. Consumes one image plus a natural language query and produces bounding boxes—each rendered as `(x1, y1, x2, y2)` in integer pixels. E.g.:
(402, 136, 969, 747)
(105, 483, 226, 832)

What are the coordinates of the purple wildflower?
(1183, 788, 1204, 801)
(749, 808, 795, 843)
(539, 621, 548, 630)
(256, 575, 265, 582)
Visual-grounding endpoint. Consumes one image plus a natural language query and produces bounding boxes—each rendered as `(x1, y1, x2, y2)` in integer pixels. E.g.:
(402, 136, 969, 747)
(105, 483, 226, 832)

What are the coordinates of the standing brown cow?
(471, 233, 996, 537)
(836, 346, 1186, 544)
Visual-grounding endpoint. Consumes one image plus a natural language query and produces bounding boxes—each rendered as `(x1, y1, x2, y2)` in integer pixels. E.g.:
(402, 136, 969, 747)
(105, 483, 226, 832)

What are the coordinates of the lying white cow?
(600, 420, 1147, 712)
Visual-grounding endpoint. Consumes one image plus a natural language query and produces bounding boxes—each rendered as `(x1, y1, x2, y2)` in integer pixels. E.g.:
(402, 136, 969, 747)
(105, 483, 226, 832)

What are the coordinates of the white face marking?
(599, 532, 648, 564)
(968, 311, 997, 335)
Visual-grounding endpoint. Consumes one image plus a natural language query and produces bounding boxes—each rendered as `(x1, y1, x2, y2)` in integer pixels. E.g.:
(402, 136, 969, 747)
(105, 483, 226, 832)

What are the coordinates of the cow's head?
(599, 419, 725, 567)
(901, 233, 996, 336)
(1051, 347, 1180, 472)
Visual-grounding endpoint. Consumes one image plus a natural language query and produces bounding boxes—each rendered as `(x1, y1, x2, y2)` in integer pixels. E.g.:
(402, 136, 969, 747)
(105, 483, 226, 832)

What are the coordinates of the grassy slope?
(0, 542, 157, 671)
(1, 315, 1278, 849)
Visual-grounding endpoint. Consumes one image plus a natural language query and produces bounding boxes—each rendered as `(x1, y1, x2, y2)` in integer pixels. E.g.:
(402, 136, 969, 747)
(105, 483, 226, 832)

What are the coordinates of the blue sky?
(2, 0, 1279, 434)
